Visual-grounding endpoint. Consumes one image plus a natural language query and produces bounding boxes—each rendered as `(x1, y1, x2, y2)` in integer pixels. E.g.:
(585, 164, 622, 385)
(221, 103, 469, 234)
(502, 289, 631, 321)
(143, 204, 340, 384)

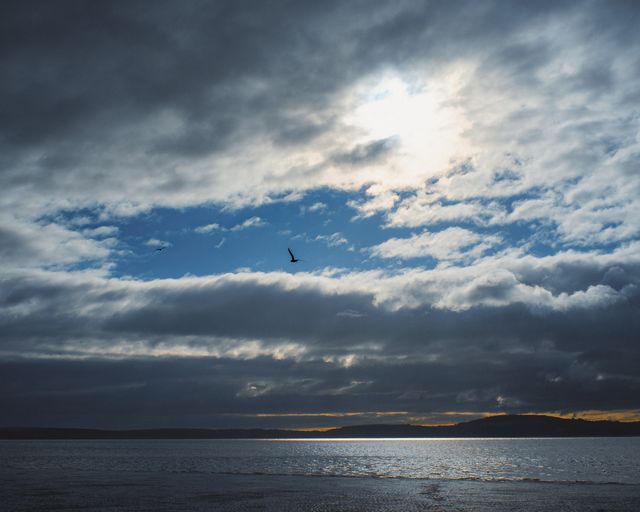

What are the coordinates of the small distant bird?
(155, 246, 167, 252)
(288, 248, 301, 263)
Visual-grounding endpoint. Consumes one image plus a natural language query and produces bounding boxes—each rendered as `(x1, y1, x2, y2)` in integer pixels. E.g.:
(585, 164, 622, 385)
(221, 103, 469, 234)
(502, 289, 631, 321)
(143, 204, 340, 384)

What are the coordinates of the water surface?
(3, 437, 639, 484)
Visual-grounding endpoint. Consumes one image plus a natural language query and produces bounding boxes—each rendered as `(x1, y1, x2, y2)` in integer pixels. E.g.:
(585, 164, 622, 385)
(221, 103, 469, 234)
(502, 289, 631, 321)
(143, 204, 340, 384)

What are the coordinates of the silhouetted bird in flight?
(155, 246, 167, 252)
(288, 248, 301, 263)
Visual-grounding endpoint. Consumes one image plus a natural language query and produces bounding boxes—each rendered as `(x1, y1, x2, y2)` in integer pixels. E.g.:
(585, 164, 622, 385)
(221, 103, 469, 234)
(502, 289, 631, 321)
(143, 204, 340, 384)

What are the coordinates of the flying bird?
(155, 246, 167, 252)
(288, 248, 301, 263)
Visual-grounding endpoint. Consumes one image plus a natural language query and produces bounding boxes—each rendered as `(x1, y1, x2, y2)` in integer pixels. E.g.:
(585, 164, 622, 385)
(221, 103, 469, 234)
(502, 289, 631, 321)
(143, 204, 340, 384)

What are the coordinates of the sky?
(1, 0, 640, 430)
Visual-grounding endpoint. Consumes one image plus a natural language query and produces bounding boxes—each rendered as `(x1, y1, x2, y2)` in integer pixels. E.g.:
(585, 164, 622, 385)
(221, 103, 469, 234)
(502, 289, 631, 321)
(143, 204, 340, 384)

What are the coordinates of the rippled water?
(2, 437, 639, 484)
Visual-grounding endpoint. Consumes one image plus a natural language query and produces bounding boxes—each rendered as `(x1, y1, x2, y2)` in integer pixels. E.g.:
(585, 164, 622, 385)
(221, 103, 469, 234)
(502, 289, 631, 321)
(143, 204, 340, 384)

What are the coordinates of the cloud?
(336, 309, 367, 318)
(348, 186, 400, 220)
(315, 232, 348, 248)
(2, 243, 638, 351)
(82, 226, 119, 238)
(0, 214, 111, 269)
(0, 0, 634, 218)
(1, 239, 639, 427)
(371, 227, 501, 262)
(306, 202, 327, 213)
(230, 216, 266, 231)
(329, 137, 398, 166)
(194, 223, 221, 234)
(145, 238, 171, 248)
(385, 195, 504, 228)
(0, 1, 637, 262)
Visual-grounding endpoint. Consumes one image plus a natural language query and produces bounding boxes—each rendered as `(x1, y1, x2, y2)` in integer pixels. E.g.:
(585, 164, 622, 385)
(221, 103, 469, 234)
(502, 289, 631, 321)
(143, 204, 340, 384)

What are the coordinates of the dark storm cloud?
(0, 0, 556, 143)
(1, 247, 639, 427)
(330, 137, 398, 167)
(3, 0, 637, 210)
(1, 347, 638, 429)
(1, 0, 362, 209)
(1, 0, 365, 155)
(3, 254, 638, 355)
(2, 0, 284, 148)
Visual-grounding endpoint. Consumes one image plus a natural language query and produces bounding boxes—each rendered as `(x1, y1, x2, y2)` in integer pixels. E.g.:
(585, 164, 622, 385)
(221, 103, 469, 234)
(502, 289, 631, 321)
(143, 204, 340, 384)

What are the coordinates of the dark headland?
(2, 414, 640, 439)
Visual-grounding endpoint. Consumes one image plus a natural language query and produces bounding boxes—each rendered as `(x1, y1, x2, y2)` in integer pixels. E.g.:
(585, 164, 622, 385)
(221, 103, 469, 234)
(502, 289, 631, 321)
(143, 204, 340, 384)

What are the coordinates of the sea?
(2, 437, 640, 511)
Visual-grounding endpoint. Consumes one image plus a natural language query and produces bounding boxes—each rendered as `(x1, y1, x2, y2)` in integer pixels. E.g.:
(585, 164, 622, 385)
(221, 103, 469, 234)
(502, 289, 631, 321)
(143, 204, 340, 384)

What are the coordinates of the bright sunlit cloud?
(344, 71, 471, 185)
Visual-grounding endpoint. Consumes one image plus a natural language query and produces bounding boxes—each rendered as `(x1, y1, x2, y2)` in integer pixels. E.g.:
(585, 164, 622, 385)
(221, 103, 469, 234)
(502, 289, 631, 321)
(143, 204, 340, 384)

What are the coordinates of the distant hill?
(324, 415, 640, 438)
(2, 414, 639, 439)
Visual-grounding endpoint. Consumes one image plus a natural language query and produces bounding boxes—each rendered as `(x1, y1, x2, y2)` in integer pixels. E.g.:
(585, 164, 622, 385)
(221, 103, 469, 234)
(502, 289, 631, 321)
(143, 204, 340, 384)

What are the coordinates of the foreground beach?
(3, 469, 640, 512)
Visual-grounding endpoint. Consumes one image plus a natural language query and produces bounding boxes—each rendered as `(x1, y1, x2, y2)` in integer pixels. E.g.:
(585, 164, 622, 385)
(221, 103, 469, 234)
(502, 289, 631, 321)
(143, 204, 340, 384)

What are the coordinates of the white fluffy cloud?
(194, 223, 221, 234)
(230, 216, 266, 231)
(315, 232, 349, 248)
(370, 227, 501, 262)
(0, 214, 112, 269)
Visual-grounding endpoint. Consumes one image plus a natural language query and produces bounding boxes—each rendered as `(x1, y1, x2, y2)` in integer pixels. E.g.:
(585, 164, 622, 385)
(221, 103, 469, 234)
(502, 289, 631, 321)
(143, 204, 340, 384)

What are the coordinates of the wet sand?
(3, 468, 640, 511)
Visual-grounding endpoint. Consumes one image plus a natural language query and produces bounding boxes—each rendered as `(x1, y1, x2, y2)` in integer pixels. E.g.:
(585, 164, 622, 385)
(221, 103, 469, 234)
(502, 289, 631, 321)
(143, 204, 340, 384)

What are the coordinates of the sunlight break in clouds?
(343, 71, 472, 189)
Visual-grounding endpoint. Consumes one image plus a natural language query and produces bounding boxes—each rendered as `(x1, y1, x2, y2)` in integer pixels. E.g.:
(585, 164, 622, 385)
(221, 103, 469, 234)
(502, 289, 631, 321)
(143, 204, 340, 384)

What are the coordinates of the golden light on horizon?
(253, 411, 410, 418)
(526, 409, 640, 423)
(249, 409, 640, 429)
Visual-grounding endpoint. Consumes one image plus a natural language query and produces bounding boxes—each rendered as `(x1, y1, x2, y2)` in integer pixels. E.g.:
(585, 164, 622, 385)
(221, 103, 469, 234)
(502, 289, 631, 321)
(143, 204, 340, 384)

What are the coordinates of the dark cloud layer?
(2, 348, 638, 429)
(1, 251, 639, 427)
